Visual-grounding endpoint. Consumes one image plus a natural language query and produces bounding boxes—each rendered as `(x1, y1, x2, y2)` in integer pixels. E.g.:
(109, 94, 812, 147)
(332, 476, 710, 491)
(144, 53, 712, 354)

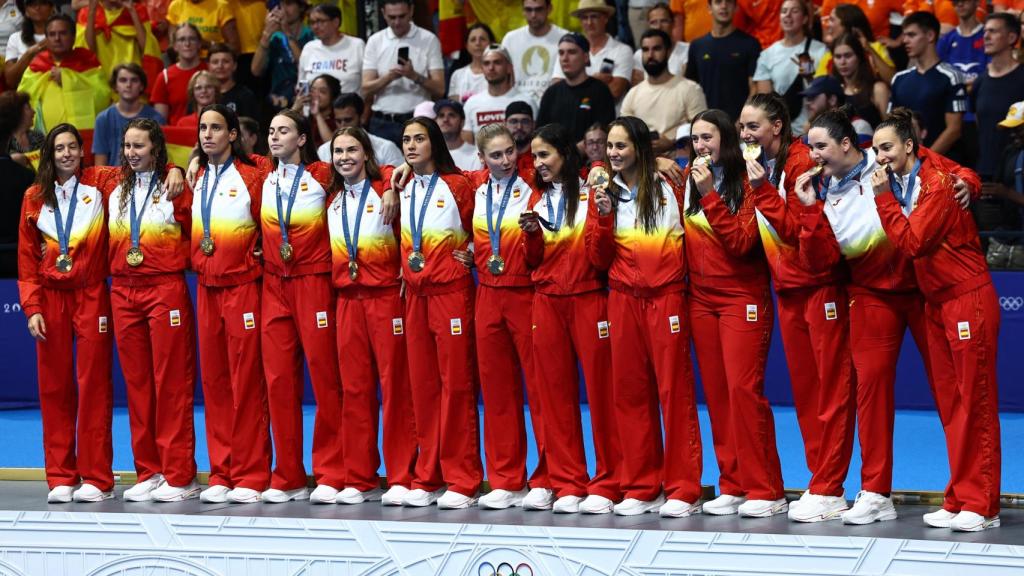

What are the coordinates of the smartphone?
(599, 58, 614, 74)
(397, 46, 410, 64)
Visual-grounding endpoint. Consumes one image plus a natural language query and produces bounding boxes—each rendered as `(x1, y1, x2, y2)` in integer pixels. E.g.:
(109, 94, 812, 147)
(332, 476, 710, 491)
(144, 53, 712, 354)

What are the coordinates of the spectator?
(627, 0, 655, 44)
(820, 0, 903, 46)
(754, 0, 826, 135)
(361, 0, 444, 146)
(250, 0, 311, 110)
(801, 75, 873, 145)
(208, 42, 258, 121)
(622, 29, 707, 155)
(4, 90, 41, 158)
(685, 0, 760, 121)
(553, 0, 632, 101)
(818, 4, 895, 84)
(0, 91, 33, 277)
(144, 0, 169, 50)
(150, 23, 206, 125)
(992, 0, 1022, 15)
(448, 22, 493, 103)
(537, 33, 616, 151)
(830, 33, 888, 127)
(502, 0, 566, 103)
(238, 114, 260, 155)
(630, 3, 689, 84)
(735, 0, 783, 49)
(433, 98, 480, 171)
(174, 69, 218, 127)
(462, 44, 535, 143)
(166, 0, 238, 53)
(0, 0, 21, 55)
(972, 12, 1023, 181)
(673, 122, 691, 167)
(297, 3, 363, 95)
(671, 0, 712, 42)
(938, 0, 988, 85)
(891, 11, 967, 158)
(17, 14, 109, 132)
(3, 0, 53, 88)
(230, 0, 266, 86)
(81, 0, 160, 84)
(979, 101, 1024, 267)
(93, 62, 164, 166)
(583, 121, 608, 166)
(315, 92, 403, 166)
(294, 73, 339, 148)
(504, 100, 535, 157)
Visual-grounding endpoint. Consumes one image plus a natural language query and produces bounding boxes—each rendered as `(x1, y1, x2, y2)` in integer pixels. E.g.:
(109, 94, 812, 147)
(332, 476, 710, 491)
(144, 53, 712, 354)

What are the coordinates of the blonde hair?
(187, 70, 220, 109)
(476, 123, 514, 154)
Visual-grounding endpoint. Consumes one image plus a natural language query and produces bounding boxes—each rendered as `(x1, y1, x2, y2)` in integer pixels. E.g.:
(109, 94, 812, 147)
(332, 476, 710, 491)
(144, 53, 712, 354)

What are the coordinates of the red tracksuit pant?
(477, 285, 549, 491)
(405, 285, 483, 496)
(609, 288, 702, 503)
(262, 272, 344, 490)
(197, 280, 271, 491)
(36, 282, 114, 491)
(111, 274, 197, 486)
(925, 284, 1001, 517)
(776, 284, 855, 497)
(532, 290, 621, 501)
(336, 288, 418, 491)
(690, 284, 783, 501)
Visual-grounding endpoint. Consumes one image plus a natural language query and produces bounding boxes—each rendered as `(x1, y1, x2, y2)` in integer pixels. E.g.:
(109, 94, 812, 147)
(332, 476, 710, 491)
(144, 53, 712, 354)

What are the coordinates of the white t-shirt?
(449, 141, 482, 172)
(502, 24, 567, 103)
(298, 35, 365, 94)
(632, 41, 689, 79)
(448, 65, 486, 103)
(753, 38, 827, 135)
(363, 23, 444, 115)
(462, 87, 536, 135)
(5, 31, 42, 62)
(317, 131, 405, 167)
(554, 35, 633, 81)
(0, 0, 21, 56)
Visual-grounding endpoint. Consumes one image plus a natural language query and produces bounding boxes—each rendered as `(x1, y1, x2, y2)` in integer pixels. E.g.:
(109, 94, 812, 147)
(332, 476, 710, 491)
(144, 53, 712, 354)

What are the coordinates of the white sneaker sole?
(153, 487, 201, 502)
(479, 497, 524, 510)
(845, 510, 898, 525)
(739, 503, 788, 518)
(74, 492, 114, 503)
(952, 517, 1000, 532)
(790, 507, 848, 523)
(124, 493, 154, 502)
(660, 504, 702, 518)
(228, 494, 260, 504)
(438, 499, 477, 510)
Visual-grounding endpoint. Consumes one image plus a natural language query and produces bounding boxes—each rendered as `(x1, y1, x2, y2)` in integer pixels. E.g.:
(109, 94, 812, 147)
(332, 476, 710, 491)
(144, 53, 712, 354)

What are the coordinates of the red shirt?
(735, 0, 783, 48)
(150, 62, 207, 125)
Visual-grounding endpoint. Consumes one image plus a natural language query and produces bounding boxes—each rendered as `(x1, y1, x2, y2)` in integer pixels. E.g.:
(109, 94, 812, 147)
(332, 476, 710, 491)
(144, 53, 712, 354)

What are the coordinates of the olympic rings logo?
(1000, 296, 1024, 311)
(478, 562, 533, 576)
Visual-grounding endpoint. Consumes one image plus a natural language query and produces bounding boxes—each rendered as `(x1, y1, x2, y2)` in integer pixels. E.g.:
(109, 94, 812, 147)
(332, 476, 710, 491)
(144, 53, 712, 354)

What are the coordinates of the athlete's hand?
(655, 156, 686, 187)
(593, 186, 612, 217)
(391, 163, 413, 191)
(746, 159, 766, 189)
(185, 156, 201, 189)
(952, 175, 970, 209)
(27, 314, 46, 341)
(870, 167, 890, 197)
(691, 162, 713, 197)
(452, 249, 474, 268)
(164, 166, 186, 199)
(519, 210, 540, 233)
(380, 188, 399, 225)
(794, 172, 816, 206)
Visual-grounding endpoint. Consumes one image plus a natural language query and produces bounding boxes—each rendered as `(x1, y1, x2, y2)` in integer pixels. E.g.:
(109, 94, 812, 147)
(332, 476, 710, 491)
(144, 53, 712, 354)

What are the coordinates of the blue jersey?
(890, 62, 967, 148)
(937, 25, 988, 120)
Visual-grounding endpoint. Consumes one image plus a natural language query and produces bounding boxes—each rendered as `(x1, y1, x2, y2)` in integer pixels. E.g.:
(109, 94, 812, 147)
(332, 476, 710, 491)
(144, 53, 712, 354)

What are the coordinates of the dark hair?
(311, 74, 342, 112)
(207, 41, 236, 62)
(809, 106, 858, 147)
(196, 104, 254, 167)
(531, 124, 581, 228)
(0, 91, 28, 145)
(830, 33, 877, 95)
(381, 0, 413, 6)
(328, 127, 382, 194)
(647, 2, 673, 18)
(744, 92, 793, 181)
(832, 4, 874, 42)
(269, 108, 319, 166)
(639, 28, 672, 51)
(876, 107, 920, 155)
(687, 109, 745, 216)
(902, 10, 940, 41)
(608, 116, 664, 232)
(109, 62, 147, 90)
(35, 124, 82, 208)
(402, 117, 459, 175)
(585, 122, 608, 135)
(453, 22, 496, 71)
(16, 0, 54, 46)
(310, 3, 342, 21)
(117, 118, 168, 217)
(44, 13, 74, 36)
(333, 92, 365, 116)
(239, 116, 259, 136)
(986, 12, 1021, 42)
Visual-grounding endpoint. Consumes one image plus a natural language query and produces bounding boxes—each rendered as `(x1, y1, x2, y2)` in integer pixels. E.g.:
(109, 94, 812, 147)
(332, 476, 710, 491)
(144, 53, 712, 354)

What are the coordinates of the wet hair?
(809, 106, 858, 147)
(903, 10, 941, 42)
(328, 127, 381, 194)
(608, 116, 663, 233)
(832, 4, 874, 42)
(476, 123, 514, 154)
(402, 117, 460, 175)
(687, 109, 746, 216)
(109, 62, 148, 90)
(875, 107, 919, 155)
(531, 123, 581, 228)
(829, 33, 877, 94)
(744, 92, 793, 181)
(117, 118, 168, 217)
(269, 108, 319, 166)
(196, 104, 254, 167)
(35, 123, 82, 208)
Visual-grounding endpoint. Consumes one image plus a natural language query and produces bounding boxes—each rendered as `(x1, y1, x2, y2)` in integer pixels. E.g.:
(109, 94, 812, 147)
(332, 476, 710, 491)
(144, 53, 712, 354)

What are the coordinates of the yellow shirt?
(166, 0, 233, 45)
(815, 41, 893, 77)
(227, 0, 265, 54)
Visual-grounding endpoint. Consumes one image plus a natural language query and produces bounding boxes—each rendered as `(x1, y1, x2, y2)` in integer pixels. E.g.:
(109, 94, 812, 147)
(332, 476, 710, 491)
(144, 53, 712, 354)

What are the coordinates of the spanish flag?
(163, 125, 198, 169)
(75, 2, 164, 93)
(437, 0, 581, 54)
(18, 48, 110, 133)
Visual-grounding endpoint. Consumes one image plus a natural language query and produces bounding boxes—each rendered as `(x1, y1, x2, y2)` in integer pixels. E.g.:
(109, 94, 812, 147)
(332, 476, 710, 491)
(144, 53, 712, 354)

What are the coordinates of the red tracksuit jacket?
(259, 161, 334, 277)
(398, 171, 476, 293)
(523, 180, 607, 295)
(327, 166, 403, 291)
(468, 167, 538, 289)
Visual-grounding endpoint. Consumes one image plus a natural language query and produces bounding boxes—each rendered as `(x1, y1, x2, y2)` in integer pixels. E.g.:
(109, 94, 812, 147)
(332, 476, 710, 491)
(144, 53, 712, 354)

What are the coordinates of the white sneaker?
(522, 487, 555, 510)
(613, 495, 666, 516)
(922, 508, 957, 528)
(200, 485, 231, 503)
(580, 494, 615, 514)
(950, 511, 1001, 532)
(788, 494, 848, 522)
(437, 490, 478, 509)
(381, 485, 410, 506)
(659, 499, 702, 518)
(479, 488, 528, 510)
(72, 484, 113, 502)
(842, 491, 897, 524)
(152, 480, 201, 502)
(703, 494, 746, 516)
(337, 487, 384, 504)
(123, 474, 165, 502)
(47, 485, 74, 503)
(553, 495, 583, 513)
(309, 484, 339, 504)
(227, 487, 261, 503)
(261, 487, 310, 503)
(402, 488, 445, 507)
(739, 498, 788, 517)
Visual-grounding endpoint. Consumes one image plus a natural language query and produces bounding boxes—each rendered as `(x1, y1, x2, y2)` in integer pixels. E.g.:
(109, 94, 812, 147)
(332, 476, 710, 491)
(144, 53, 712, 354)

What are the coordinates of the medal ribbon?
(1014, 150, 1023, 194)
(275, 163, 306, 249)
(342, 179, 372, 266)
(540, 186, 567, 232)
(201, 156, 232, 242)
(409, 172, 440, 254)
(817, 151, 867, 200)
(53, 177, 79, 257)
(890, 157, 921, 214)
(486, 171, 517, 258)
(129, 174, 158, 251)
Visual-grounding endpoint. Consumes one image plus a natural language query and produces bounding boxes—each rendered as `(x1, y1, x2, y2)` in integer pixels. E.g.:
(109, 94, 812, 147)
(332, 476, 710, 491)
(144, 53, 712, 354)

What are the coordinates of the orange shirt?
(735, 0, 784, 48)
(821, 0, 903, 40)
(905, 0, 987, 26)
(672, 0, 713, 42)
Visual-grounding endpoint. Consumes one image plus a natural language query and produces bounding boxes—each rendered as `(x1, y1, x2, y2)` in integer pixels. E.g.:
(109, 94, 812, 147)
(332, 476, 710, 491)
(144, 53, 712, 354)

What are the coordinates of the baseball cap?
(413, 101, 436, 119)
(559, 32, 590, 53)
(433, 98, 465, 119)
(998, 101, 1024, 128)
(800, 76, 844, 99)
(505, 100, 533, 119)
(482, 43, 512, 64)
(675, 123, 692, 142)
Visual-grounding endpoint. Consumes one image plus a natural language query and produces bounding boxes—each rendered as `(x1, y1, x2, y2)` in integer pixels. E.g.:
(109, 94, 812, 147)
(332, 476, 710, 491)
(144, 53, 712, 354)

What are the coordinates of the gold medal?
(743, 143, 762, 161)
(200, 237, 215, 256)
(126, 247, 144, 267)
(808, 164, 824, 177)
(279, 242, 294, 262)
(348, 260, 358, 280)
(55, 253, 73, 273)
(407, 251, 425, 272)
(487, 254, 505, 275)
(693, 154, 711, 168)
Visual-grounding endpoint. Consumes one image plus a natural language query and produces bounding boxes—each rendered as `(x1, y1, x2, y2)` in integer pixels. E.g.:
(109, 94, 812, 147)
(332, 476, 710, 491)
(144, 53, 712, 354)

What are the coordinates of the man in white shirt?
(552, 0, 633, 100)
(297, 4, 365, 95)
(462, 44, 535, 144)
(631, 3, 689, 84)
(502, 0, 567, 103)
(621, 29, 707, 154)
(361, 0, 445, 146)
(315, 92, 405, 167)
(435, 99, 481, 171)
